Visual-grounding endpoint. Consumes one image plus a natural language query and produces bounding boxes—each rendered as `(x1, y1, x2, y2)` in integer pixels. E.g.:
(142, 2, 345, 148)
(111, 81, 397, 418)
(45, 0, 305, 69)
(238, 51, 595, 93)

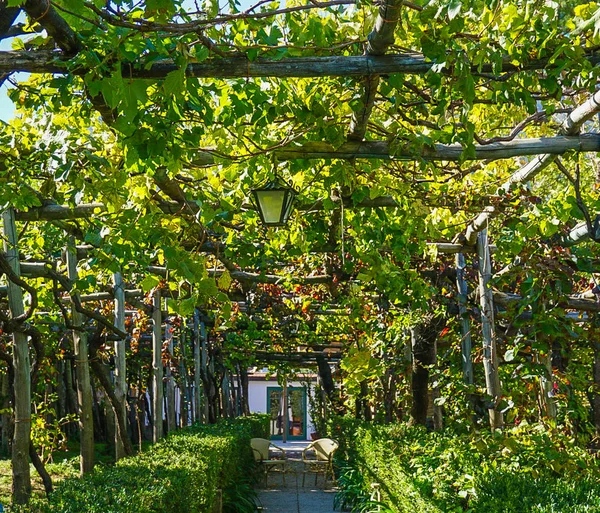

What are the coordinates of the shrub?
(27, 415, 268, 513)
(330, 417, 600, 513)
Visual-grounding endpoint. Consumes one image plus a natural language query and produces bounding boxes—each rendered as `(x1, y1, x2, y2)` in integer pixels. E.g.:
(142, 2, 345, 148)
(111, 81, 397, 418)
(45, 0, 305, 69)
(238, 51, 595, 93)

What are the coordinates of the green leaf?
(140, 275, 161, 293)
(163, 69, 186, 97)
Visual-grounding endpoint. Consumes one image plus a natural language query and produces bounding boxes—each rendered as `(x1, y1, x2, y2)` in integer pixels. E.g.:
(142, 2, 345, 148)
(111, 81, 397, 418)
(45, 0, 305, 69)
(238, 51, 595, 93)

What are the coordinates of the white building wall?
(247, 379, 316, 440)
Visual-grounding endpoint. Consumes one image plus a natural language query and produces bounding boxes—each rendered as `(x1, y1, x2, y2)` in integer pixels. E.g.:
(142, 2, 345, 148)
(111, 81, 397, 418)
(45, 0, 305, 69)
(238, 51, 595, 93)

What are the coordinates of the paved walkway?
(255, 446, 337, 513)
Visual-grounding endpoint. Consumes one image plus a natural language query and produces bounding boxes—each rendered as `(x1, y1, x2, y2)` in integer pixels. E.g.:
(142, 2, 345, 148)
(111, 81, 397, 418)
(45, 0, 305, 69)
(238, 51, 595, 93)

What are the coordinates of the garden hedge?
(25, 415, 269, 513)
(329, 417, 600, 513)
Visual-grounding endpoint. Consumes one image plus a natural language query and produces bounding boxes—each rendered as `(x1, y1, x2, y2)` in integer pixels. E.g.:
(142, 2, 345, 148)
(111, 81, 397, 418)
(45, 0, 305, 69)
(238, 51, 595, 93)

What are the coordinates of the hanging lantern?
(251, 177, 297, 227)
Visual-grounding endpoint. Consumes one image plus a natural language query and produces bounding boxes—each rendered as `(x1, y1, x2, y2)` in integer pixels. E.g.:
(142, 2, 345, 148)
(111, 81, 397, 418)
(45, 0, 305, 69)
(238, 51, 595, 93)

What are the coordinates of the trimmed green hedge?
(330, 417, 600, 513)
(27, 415, 268, 513)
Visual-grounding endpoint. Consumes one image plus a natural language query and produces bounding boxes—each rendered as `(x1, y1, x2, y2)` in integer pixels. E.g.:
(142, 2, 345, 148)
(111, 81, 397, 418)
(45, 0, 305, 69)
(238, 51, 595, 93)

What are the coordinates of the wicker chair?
(250, 437, 287, 486)
(301, 437, 338, 487)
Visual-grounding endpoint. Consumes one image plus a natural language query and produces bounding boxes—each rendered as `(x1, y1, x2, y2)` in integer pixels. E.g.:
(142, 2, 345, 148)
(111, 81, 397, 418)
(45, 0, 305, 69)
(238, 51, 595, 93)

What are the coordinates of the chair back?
(312, 438, 338, 461)
(250, 438, 271, 461)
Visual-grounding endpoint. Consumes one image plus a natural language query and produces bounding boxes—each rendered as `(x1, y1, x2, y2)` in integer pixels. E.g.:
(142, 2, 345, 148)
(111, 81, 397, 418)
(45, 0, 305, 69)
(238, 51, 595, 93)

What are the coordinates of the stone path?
(255, 443, 337, 513)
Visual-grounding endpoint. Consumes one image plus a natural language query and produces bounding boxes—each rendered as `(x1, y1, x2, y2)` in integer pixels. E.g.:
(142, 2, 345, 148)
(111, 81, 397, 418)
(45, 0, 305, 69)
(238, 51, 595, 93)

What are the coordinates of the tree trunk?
(1, 370, 11, 456)
(410, 315, 444, 427)
(88, 356, 134, 457)
(66, 243, 94, 474)
(112, 272, 128, 460)
(64, 357, 77, 437)
(239, 366, 250, 415)
(56, 360, 67, 424)
(152, 290, 163, 442)
(477, 229, 504, 429)
(29, 441, 52, 495)
(3, 208, 32, 504)
(360, 380, 372, 421)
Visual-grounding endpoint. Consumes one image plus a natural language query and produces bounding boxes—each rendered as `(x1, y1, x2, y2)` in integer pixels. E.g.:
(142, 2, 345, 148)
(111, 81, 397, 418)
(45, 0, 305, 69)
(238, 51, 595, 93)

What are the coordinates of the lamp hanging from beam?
(251, 176, 297, 227)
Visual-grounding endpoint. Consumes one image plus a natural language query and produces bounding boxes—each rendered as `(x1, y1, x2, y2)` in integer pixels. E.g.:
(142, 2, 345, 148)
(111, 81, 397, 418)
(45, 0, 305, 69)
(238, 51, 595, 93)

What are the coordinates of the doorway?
(267, 387, 307, 440)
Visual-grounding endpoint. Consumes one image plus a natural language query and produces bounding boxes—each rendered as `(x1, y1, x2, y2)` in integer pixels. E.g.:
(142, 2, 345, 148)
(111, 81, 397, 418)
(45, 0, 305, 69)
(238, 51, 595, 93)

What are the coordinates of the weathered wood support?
(179, 328, 191, 427)
(465, 90, 600, 245)
(112, 272, 127, 460)
(538, 351, 557, 420)
(493, 290, 600, 312)
(165, 314, 176, 433)
(477, 229, 503, 429)
(2, 50, 600, 77)
(593, 338, 600, 435)
(455, 253, 473, 385)
(152, 290, 163, 443)
(66, 241, 95, 474)
(193, 310, 203, 424)
(276, 135, 600, 161)
(557, 214, 600, 247)
(15, 203, 105, 221)
(2, 208, 32, 504)
(200, 321, 210, 422)
(147, 264, 333, 284)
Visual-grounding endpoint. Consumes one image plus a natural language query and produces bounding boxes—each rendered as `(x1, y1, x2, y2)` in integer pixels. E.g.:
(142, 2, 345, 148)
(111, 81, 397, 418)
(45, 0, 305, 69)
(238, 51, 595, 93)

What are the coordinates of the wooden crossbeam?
(493, 290, 600, 312)
(2, 50, 600, 77)
(276, 135, 600, 161)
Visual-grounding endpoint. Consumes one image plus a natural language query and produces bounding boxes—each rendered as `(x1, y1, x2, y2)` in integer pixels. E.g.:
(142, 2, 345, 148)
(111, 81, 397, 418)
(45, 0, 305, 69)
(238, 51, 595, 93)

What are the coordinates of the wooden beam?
(2, 50, 600, 77)
(494, 290, 600, 312)
(276, 135, 600, 161)
(146, 264, 332, 284)
(15, 203, 105, 221)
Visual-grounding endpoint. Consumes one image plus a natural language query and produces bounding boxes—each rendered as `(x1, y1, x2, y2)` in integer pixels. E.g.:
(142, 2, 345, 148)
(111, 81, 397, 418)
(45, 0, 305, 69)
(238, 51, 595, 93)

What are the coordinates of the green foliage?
(331, 418, 600, 513)
(29, 416, 267, 513)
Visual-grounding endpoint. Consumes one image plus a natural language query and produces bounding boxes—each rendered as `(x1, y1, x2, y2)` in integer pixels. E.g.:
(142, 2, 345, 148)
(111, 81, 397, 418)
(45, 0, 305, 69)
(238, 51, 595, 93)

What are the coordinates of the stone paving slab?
(256, 460, 337, 513)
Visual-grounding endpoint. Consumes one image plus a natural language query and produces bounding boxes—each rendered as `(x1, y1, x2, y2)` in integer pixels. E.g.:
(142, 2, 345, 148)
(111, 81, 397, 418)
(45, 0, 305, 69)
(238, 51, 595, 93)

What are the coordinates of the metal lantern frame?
(251, 177, 297, 227)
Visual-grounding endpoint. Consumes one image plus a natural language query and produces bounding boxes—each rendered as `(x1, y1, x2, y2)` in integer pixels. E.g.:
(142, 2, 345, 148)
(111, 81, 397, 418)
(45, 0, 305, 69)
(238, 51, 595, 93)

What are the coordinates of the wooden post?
(179, 328, 191, 428)
(593, 340, 600, 435)
(66, 240, 95, 474)
(200, 321, 210, 422)
(152, 290, 163, 442)
(222, 374, 230, 419)
(477, 229, 504, 429)
(2, 208, 32, 503)
(455, 253, 474, 385)
(539, 351, 557, 420)
(282, 379, 288, 443)
(165, 315, 176, 433)
(193, 310, 202, 424)
(112, 272, 127, 460)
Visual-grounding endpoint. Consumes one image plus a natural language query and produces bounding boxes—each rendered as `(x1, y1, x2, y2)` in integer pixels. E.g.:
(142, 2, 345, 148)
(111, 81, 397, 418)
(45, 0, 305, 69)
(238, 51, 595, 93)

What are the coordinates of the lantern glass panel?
(255, 189, 287, 224)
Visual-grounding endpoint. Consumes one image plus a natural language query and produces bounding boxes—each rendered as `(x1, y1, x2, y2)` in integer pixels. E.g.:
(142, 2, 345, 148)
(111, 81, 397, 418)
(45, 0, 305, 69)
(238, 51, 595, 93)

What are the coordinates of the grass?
(0, 442, 122, 506)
